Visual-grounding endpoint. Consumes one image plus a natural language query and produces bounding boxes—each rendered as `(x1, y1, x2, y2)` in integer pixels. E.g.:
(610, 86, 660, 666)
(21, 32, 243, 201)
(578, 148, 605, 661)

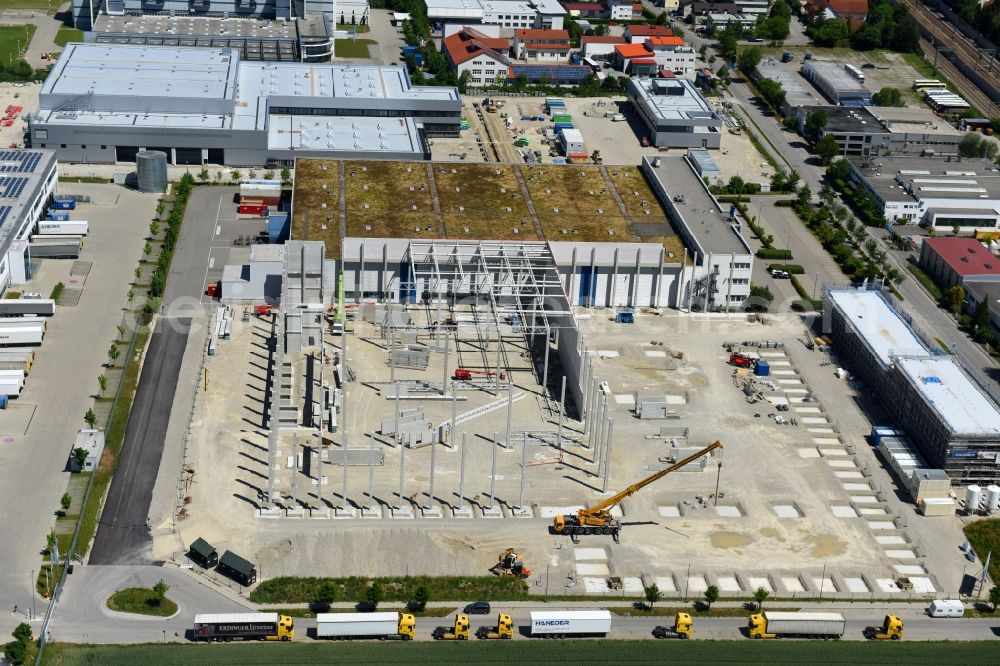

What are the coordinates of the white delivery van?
(927, 599, 965, 617)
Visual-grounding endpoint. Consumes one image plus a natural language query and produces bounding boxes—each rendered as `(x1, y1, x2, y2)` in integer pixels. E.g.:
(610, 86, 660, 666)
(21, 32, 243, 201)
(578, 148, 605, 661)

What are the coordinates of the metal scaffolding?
(405, 240, 577, 335)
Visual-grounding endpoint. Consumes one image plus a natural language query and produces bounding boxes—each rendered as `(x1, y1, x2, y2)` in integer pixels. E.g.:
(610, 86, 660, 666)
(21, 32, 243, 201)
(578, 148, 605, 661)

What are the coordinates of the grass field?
(250, 576, 529, 604)
(106, 587, 177, 617)
(272, 606, 457, 618)
(41, 640, 1000, 665)
(54, 26, 83, 47)
(605, 167, 669, 223)
(335, 38, 375, 59)
(0, 0, 50, 9)
(0, 24, 34, 64)
(965, 519, 1000, 584)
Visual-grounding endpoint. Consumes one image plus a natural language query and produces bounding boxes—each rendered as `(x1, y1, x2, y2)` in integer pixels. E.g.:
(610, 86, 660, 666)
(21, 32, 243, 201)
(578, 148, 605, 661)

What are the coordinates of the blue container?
(413, 52, 425, 67)
(0, 394, 8, 409)
(267, 212, 290, 243)
(554, 122, 574, 131)
(51, 197, 76, 210)
(402, 45, 418, 56)
(754, 360, 770, 376)
(47, 209, 70, 221)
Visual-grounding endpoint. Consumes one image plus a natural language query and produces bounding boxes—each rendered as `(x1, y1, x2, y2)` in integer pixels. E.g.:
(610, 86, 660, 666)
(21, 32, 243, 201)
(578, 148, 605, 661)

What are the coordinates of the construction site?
(155, 251, 972, 599)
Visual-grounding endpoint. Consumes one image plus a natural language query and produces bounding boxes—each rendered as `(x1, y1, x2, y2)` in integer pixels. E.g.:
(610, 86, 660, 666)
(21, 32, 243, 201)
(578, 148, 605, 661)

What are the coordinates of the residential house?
(705, 12, 757, 31)
(677, 0, 743, 23)
(645, 36, 696, 75)
(804, 0, 869, 29)
(608, 0, 635, 19)
(514, 28, 571, 61)
(624, 24, 675, 43)
(614, 42, 659, 75)
(581, 35, 626, 60)
(443, 27, 511, 87)
(563, 1, 606, 16)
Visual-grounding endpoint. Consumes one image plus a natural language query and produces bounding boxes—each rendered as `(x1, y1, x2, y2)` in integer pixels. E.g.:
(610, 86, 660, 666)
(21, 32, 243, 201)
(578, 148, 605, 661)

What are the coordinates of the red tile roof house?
(563, 1, 606, 17)
(514, 28, 571, 61)
(919, 236, 1000, 290)
(624, 24, 675, 43)
(443, 28, 511, 87)
(804, 0, 869, 30)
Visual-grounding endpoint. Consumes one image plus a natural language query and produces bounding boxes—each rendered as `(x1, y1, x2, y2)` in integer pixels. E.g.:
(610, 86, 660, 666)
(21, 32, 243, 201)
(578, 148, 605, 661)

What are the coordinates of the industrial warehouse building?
(795, 105, 963, 157)
(847, 156, 1000, 231)
(0, 150, 59, 295)
(825, 288, 1000, 484)
(223, 154, 753, 311)
(28, 44, 461, 167)
(800, 60, 871, 105)
(626, 78, 722, 149)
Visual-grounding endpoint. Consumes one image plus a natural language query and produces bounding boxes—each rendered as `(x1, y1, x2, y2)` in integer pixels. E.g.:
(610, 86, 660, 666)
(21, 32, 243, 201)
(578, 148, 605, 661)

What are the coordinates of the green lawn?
(334, 38, 375, 59)
(106, 588, 177, 617)
(0, 0, 51, 9)
(250, 576, 528, 604)
(906, 263, 944, 301)
(41, 641, 1000, 665)
(0, 24, 34, 64)
(336, 23, 371, 33)
(55, 26, 84, 48)
(965, 519, 1000, 584)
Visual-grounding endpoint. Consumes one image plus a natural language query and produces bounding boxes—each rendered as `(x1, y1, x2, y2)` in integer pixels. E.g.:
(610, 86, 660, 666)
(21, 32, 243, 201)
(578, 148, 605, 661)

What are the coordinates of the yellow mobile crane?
(552, 441, 723, 542)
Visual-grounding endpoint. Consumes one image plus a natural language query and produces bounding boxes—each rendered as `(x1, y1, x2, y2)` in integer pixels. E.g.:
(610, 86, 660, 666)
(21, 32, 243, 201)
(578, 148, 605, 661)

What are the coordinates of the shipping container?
(238, 203, 269, 216)
(38, 221, 88, 236)
(316, 612, 415, 640)
(529, 610, 611, 637)
(46, 209, 70, 221)
(0, 299, 55, 317)
(0, 318, 46, 331)
(50, 196, 76, 210)
(747, 611, 845, 639)
(192, 613, 293, 641)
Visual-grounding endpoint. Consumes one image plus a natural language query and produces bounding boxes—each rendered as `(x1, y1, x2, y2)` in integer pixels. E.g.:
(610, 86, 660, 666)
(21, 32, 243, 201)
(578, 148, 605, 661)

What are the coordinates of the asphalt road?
(88, 318, 191, 565)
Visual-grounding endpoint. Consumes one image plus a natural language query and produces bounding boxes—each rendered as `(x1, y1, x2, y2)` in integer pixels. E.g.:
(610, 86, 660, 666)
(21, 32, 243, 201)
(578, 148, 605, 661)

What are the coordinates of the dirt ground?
(154, 304, 960, 598)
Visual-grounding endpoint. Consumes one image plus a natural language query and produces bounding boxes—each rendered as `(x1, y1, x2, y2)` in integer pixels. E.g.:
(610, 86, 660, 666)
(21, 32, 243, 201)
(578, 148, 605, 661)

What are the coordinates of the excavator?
(552, 441, 723, 542)
(490, 548, 532, 578)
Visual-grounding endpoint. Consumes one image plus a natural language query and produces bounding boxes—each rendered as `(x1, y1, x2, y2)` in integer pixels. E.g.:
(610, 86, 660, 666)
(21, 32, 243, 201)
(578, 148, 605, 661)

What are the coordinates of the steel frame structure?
(405, 240, 576, 336)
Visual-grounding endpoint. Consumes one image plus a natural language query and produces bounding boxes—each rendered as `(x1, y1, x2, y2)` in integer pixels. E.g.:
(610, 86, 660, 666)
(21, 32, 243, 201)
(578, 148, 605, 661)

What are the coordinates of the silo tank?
(966, 485, 982, 513)
(987, 485, 1000, 512)
(136, 150, 168, 193)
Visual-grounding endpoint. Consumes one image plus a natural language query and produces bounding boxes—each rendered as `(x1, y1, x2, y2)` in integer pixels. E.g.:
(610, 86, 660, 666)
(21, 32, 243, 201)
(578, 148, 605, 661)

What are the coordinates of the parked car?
(768, 269, 790, 279)
(464, 602, 491, 615)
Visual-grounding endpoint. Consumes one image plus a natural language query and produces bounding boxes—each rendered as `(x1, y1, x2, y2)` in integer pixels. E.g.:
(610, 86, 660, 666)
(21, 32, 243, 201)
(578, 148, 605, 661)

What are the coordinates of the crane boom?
(581, 440, 723, 517)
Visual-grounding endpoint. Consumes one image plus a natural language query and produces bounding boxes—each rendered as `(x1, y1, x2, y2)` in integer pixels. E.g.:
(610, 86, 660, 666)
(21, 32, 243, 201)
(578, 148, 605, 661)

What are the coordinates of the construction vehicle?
(484, 98, 497, 113)
(552, 441, 722, 541)
(747, 611, 845, 639)
(316, 612, 415, 640)
(591, 150, 603, 164)
(432, 614, 470, 640)
(192, 613, 294, 641)
(490, 548, 531, 578)
(254, 305, 274, 317)
(729, 353, 755, 368)
(454, 368, 504, 381)
(475, 613, 514, 639)
(864, 614, 903, 640)
(652, 612, 693, 639)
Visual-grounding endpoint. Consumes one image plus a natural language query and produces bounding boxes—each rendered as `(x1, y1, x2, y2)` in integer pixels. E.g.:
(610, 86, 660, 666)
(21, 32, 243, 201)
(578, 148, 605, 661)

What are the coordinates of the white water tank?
(987, 485, 1000, 512)
(966, 484, 982, 514)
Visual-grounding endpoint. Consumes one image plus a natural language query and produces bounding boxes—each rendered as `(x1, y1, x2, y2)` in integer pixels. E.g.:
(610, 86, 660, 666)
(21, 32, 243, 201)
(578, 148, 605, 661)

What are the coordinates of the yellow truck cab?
(433, 614, 470, 640)
(865, 614, 903, 640)
(747, 613, 770, 639)
(398, 613, 416, 640)
(477, 613, 515, 639)
(653, 612, 692, 639)
(275, 615, 294, 641)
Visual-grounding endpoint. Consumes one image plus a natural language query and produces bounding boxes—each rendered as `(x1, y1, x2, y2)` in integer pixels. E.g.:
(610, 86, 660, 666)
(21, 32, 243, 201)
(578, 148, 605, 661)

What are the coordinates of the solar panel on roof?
(0, 206, 11, 227)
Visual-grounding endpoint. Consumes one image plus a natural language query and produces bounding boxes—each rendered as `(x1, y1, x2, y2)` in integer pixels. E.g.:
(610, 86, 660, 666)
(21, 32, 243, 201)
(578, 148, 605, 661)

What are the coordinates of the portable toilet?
(754, 360, 770, 376)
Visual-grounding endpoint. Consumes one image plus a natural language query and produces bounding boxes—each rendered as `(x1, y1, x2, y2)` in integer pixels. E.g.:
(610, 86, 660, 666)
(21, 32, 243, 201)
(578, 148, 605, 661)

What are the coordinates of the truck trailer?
(316, 612, 415, 640)
(529, 610, 611, 638)
(0, 299, 55, 317)
(747, 611, 846, 639)
(38, 221, 89, 236)
(0, 326, 43, 345)
(192, 613, 294, 641)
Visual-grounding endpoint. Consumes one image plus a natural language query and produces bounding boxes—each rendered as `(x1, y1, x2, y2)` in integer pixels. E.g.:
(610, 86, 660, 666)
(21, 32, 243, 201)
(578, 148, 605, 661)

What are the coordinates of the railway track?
(917, 38, 1000, 117)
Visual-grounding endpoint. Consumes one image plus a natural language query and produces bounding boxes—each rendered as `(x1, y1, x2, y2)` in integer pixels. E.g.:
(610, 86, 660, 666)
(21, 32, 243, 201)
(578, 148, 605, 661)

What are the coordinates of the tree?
(315, 581, 336, 607)
(457, 69, 472, 94)
(4, 638, 27, 666)
(826, 158, 851, 185)
(365, 582, 383, 609)
(797, 184, 812, 206)
(803, 109, 828, 141)
(213, 171, 223, 184)
(757, 78, 786, 110)
(61, 492, 72, 512)
(134, 266, 142, 282)
(644, 583, 661, 609)
(809, 19, 849, 47)
(149, 221, 159, 238)
(704, 584, 719, 609)
(975, 296, 991, 330)
(737, 47, 762, 74)
(142, 242, 152, 261)
(248, 169, 257, 180)
(753, 586, 769, 610)
(230, 170, 242, 184)
(872, 87, 904, 107)
(758, 15, 790, 40)
(989, 585, 1000, 612)
(152, 579, 169, 605)
(196, 168, 210, 182)
(11, 623, 31, 644)
(815, 134, 841, 163)
(84, 408, 97, 429)
(263, 170, 275, 180)
(280, 167, 292, 186)
(944, 285, 965, 315)
(72, 447, 89, 470)
(727, 175, 746, 195)
(107, 343, 119, 366)
(413, 585, 430, 611)
(127, 288, 135, 306)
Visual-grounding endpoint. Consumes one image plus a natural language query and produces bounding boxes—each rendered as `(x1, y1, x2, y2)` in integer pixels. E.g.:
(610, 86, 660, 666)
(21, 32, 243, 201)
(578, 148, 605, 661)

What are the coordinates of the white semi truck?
(529, 610, 611, 638)
(315, 612, 415, 640)
(747, 611, 846, 639)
